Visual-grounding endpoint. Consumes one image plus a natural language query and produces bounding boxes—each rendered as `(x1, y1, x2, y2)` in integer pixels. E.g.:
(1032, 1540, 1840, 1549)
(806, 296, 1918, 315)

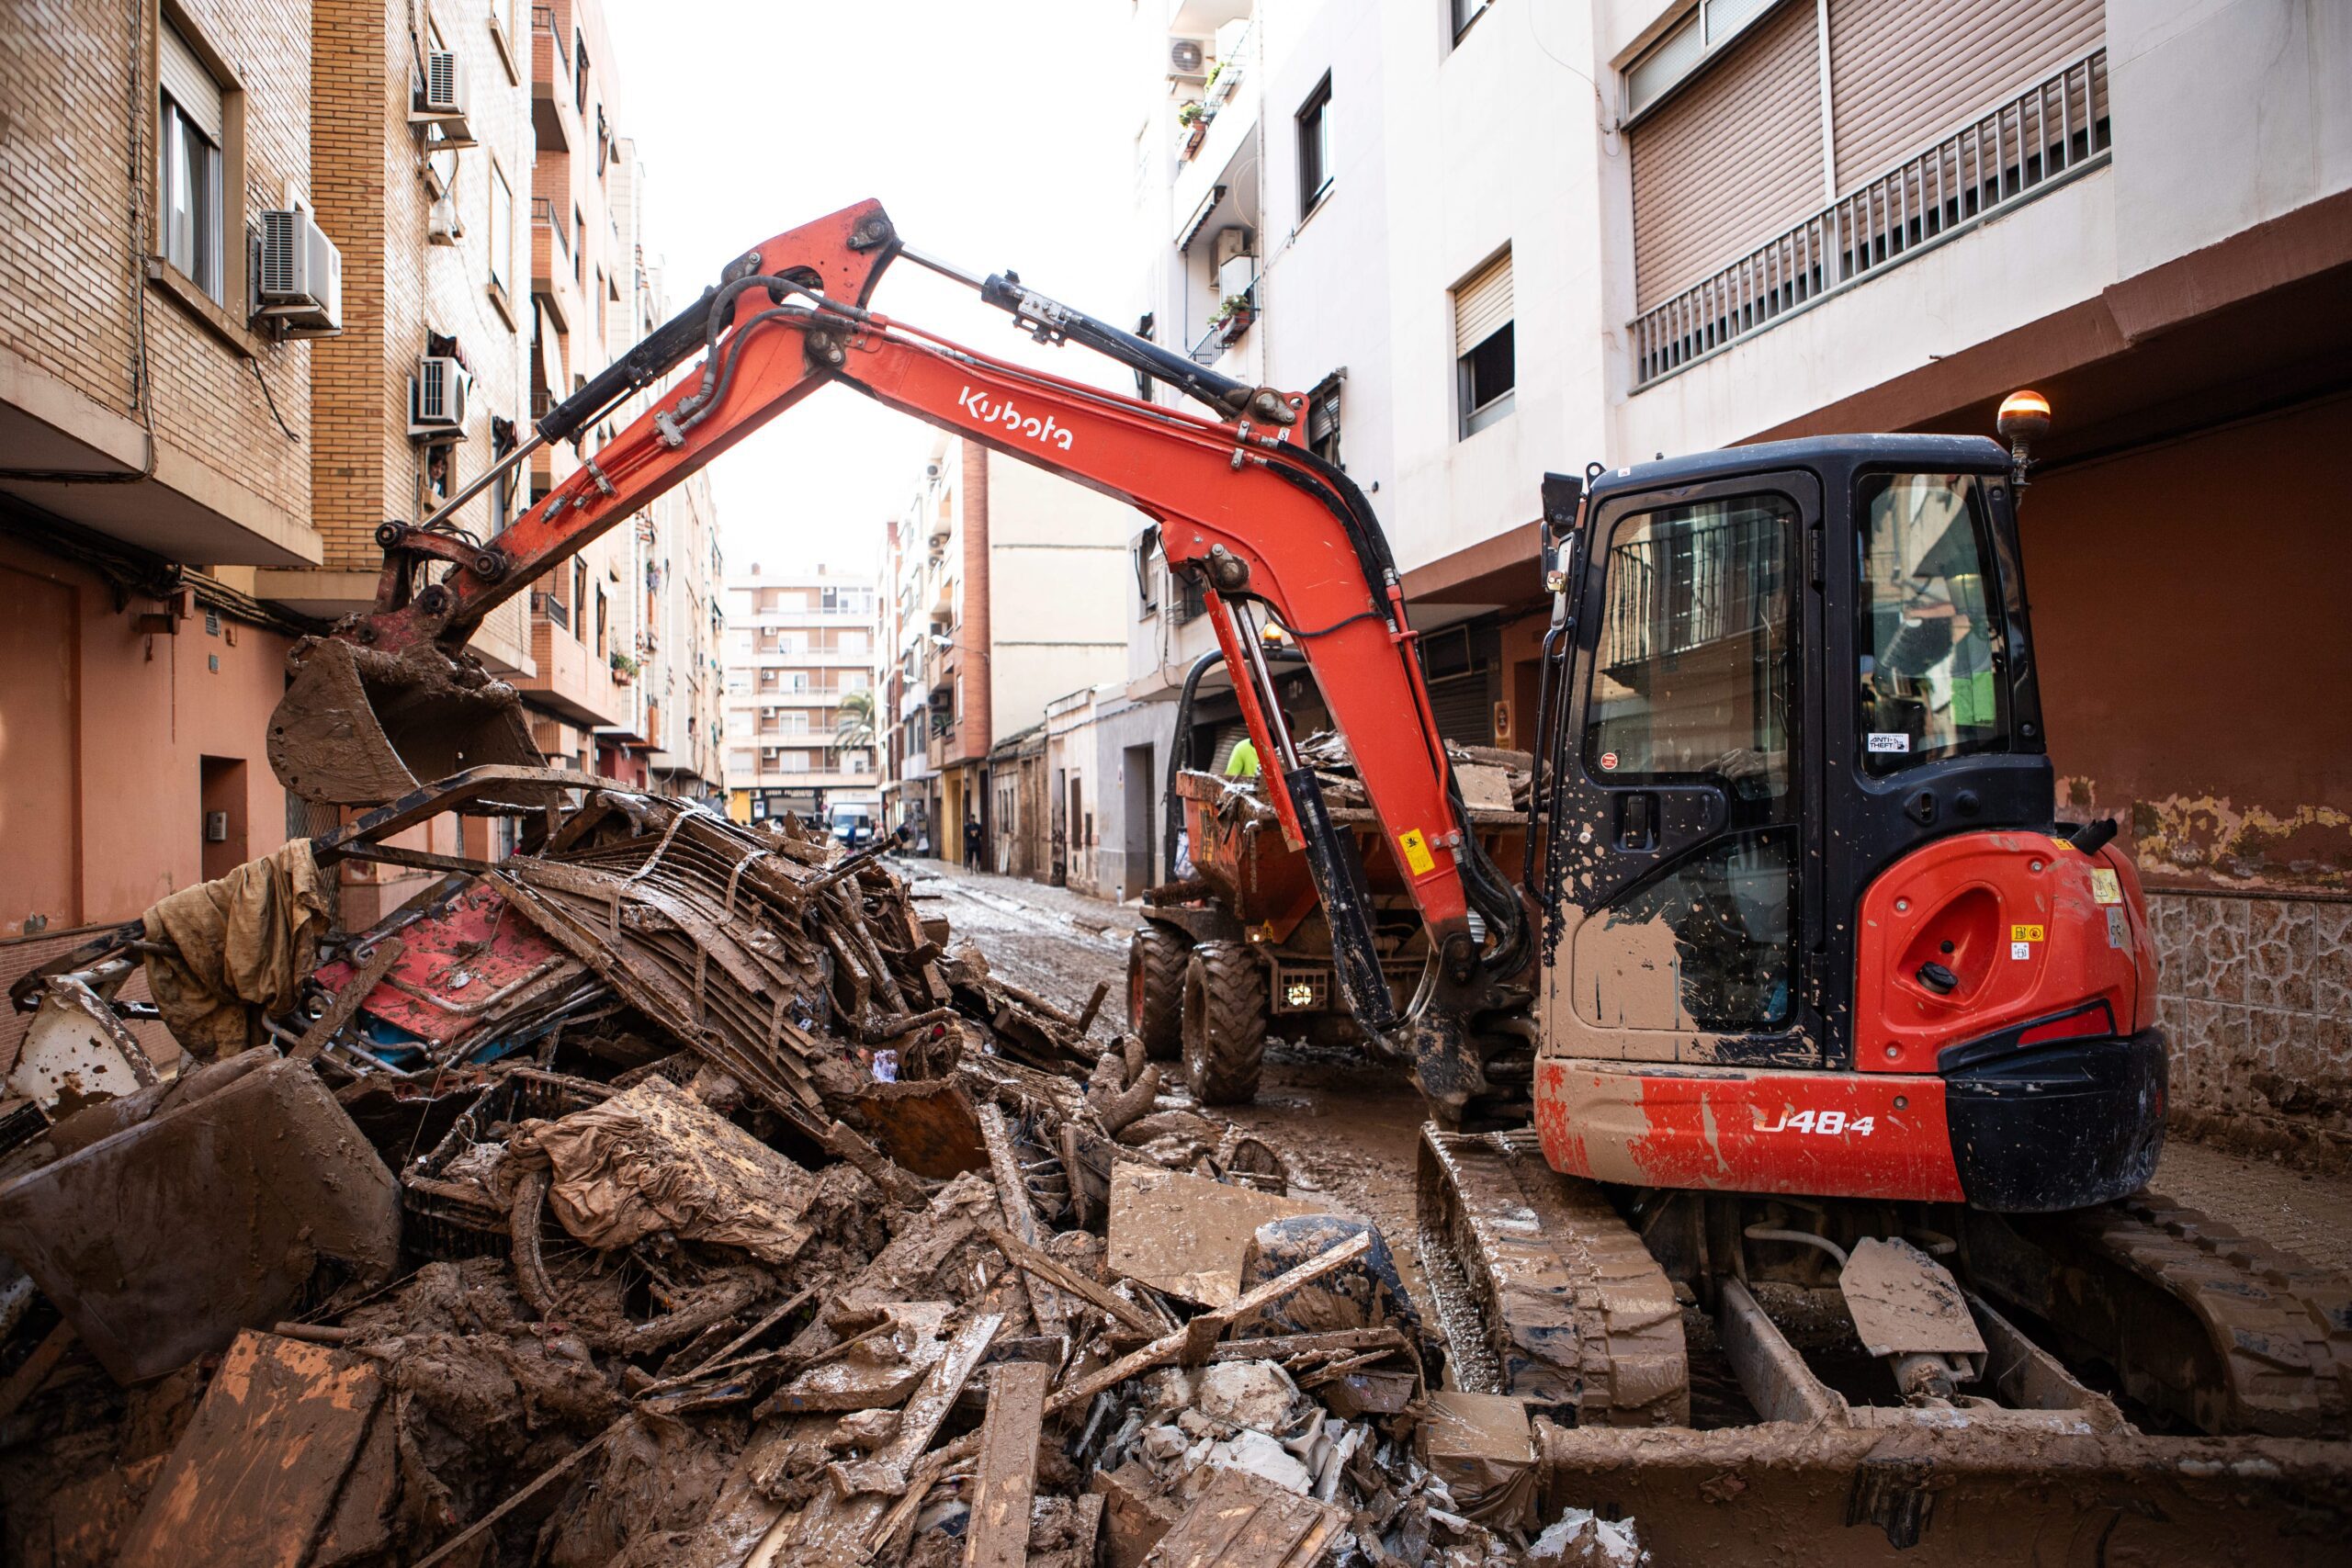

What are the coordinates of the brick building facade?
(2, 0, 326, 953)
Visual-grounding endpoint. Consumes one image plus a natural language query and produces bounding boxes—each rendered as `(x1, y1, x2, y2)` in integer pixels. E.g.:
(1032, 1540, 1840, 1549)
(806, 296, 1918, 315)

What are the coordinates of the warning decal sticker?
(1398, 829, 1436, 876)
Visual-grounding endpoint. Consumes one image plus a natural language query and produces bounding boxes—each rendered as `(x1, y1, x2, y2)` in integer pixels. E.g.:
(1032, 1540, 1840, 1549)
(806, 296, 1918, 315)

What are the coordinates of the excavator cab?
(1528, 434, 2162, 1213)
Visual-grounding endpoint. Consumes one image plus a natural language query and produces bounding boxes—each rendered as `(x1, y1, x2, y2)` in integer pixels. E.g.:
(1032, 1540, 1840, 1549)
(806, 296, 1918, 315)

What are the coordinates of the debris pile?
(0, 773, 1622, 1567)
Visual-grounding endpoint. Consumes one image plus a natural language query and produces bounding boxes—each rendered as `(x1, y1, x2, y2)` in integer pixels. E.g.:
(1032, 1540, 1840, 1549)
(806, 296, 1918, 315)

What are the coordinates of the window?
(1306, 372, 1343, 465)
(1453, 249, 1515, 437)
(1133, 534, 1159, 614)
(1296, 74, 1333, 217)
(158, 20, 224, 301)
(1586, 491, 1796, 791)
(1451, 0, 1493, 42)
(574, 28, 591, 114)
(572, 205, 583, 281)
(572, 559, 587, 637)
(1625, 0, 1778, 117)
(1858, 473, 2007, 773)
(488, 161, 513, 297)
(1580, 490, 1800, 1033)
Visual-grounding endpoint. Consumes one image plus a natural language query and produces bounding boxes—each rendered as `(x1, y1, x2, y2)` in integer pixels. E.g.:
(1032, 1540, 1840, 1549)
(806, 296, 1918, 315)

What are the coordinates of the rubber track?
(2064, 1190, 2352, 1438)
(1417, 1129, 1688, 1426)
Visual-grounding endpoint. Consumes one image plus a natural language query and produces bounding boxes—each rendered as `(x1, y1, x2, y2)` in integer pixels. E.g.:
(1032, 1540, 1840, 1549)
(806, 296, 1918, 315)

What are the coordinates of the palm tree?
(834, 686, 878, 750)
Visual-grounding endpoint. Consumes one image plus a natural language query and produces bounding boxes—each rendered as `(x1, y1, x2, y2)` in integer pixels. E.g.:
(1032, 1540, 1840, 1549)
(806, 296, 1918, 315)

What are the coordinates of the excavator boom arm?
(274, 200, 1522, 1100)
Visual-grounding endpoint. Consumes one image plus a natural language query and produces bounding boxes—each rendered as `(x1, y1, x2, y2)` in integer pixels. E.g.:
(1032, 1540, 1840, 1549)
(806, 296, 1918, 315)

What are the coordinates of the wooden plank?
(829, 1312, 1002, 1497)
(1212, 1326, 1407, 1363)
(988, 1224, 1162, 1337)
(1046, 1232, 1371, 1416)
(1093, 1464, 1182, 1568)
(115, 1330, 384, 1568)
(1140, 1466, 1346, 1568)
(963, 1361, 1050, 1568)
(980, 1103, 1068, 1340)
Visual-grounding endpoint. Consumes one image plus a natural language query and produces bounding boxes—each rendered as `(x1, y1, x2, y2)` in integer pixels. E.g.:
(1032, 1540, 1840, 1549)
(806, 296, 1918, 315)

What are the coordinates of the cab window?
(1584, 492, 1796, 803)
(1857, 474, 2006, 773)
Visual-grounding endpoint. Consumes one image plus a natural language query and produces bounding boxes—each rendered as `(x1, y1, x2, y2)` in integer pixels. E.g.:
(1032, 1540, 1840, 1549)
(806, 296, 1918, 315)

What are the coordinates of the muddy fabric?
(140, 838, 331, 1058)
(514, 1075, 820, 1263)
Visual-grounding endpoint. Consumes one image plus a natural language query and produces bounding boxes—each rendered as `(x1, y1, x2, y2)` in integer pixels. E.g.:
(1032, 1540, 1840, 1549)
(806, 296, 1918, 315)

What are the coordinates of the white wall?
(986, 450, 1138, 747)
(2107, 0, 2352, 275)
(1120, 0, 2349, 612)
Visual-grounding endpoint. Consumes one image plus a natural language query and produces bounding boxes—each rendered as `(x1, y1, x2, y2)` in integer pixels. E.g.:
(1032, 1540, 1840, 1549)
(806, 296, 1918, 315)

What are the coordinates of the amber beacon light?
(1996, 388, 2052, 487)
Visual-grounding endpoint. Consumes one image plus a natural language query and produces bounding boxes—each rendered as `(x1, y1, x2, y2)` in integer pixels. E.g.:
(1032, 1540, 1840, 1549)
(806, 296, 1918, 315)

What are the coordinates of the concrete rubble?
(0, 774, 1573, 1568)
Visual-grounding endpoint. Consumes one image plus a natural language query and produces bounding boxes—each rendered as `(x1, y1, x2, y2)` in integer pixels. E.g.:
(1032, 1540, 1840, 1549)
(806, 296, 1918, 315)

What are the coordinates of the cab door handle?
(1616, 793, 1656, 851)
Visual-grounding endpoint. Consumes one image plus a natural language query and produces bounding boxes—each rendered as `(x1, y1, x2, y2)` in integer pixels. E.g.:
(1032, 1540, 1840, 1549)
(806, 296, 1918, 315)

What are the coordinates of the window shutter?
(1307, 389, 1340, 443)
(159, 22, 224, 142)
(1453, 250, 1513, 353)
(1628, 0, 1821, 310)
(1826, 0, 2102, 189)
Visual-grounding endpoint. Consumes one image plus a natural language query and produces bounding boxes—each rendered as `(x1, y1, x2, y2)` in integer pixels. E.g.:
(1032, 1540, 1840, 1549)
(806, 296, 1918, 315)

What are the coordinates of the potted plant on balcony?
(609, 649, 639, 685)
(1209, 292, 1254, 344)
(1177, 100, 1210, 160)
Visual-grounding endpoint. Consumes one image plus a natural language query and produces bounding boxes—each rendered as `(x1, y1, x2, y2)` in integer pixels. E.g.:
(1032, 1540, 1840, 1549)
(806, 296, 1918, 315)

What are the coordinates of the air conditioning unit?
(408, 355, 472, 436)
(410, 50, 473, 141)
(426, 195, 464, 245)
(254, 208, 342, 333)
(1168, 36, 1210, 82)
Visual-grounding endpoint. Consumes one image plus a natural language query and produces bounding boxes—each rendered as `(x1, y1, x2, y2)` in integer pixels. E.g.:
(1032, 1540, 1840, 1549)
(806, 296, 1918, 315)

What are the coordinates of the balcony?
(531, 197, 574, 331)
(1172, 36, 1256, 241)
(530, 7, 575, 153)
(1630, 51, 2110, 389)
(1191, 279, 1255, 365)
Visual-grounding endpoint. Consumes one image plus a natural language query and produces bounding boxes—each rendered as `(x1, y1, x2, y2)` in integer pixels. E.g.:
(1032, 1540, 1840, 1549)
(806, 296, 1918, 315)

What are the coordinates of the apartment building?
(721, 565, 881, 826)
(505, 0, 643, 780)
(875, 434, 1135, 870)
(1, 0, 325, 946)
(1122, 0, 2351, 1154)
(589, 143, 726, 800)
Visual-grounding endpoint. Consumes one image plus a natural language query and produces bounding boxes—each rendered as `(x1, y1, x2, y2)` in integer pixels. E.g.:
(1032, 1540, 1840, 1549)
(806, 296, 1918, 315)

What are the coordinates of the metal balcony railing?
(1631, 50, 2110, 389)
(534, 197, 570, 268)
(535, 589, 570, 631)
(1191, 280, 1257, 365)
(533, 6, 568, 72)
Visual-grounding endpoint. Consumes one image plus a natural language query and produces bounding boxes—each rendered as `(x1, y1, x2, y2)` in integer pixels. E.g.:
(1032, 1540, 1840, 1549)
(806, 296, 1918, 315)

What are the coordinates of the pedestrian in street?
(964, 811, 984, 871)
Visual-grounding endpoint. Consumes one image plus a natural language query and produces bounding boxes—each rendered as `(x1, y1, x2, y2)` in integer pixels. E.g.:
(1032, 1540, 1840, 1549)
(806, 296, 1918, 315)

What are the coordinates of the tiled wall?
(2151, 891, 2352, 1169)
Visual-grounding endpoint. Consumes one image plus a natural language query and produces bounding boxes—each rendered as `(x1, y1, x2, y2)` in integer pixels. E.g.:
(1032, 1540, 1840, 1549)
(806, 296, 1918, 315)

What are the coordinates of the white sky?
(604, 0, 1139, 581)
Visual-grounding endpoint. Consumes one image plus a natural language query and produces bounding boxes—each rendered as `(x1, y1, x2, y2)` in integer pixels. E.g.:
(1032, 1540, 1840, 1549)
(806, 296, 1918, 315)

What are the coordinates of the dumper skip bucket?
(269, 637, 544, 805)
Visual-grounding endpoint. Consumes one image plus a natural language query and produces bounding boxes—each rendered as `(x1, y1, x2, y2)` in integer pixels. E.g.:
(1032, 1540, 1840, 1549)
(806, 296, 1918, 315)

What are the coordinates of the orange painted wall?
(0, 538, 296, 936)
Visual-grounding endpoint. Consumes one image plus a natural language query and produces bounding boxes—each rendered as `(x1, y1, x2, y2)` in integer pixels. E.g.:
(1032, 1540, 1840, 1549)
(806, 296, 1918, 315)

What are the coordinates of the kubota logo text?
(956, 386, 1075, 451)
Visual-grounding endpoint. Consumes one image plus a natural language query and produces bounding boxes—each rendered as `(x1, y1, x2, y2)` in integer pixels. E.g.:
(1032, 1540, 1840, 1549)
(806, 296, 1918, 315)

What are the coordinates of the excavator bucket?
(268, 637, 543, 806)
(1417, 1127, 2352, 1562)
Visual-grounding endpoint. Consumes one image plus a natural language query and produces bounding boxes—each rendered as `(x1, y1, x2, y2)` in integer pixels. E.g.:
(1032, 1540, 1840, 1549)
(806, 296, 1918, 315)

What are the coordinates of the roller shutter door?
(1826, 0, 2103, 192)
(1428, 671, 1498, 748)
(1629, 0, 1825, 310)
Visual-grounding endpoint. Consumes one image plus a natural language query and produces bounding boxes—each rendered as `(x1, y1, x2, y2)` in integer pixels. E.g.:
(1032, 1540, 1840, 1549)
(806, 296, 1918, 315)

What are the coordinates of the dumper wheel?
(1182, 942, 1266, 1106)
(1129, 925, 1191, 1062)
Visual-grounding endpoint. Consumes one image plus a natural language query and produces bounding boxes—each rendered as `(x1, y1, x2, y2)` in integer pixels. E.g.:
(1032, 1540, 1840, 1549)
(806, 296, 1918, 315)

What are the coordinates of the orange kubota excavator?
(270, 202, 2352, 1557)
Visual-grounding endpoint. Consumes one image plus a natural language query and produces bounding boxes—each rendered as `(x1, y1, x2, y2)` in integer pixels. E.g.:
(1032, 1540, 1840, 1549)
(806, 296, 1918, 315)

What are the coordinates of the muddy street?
(909, 859, 2352, 1299)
